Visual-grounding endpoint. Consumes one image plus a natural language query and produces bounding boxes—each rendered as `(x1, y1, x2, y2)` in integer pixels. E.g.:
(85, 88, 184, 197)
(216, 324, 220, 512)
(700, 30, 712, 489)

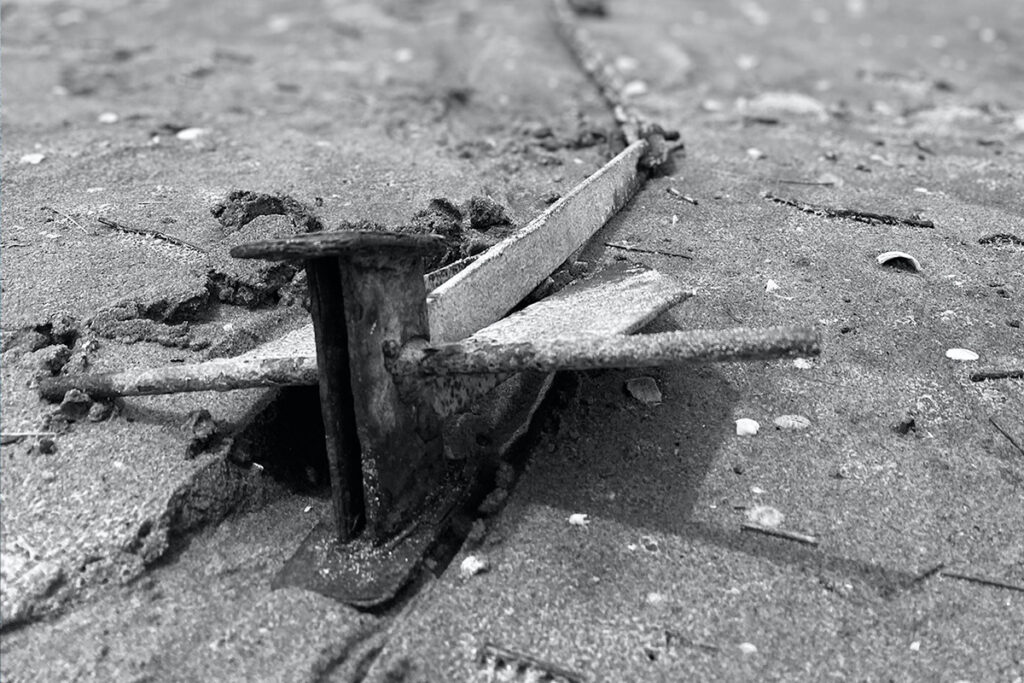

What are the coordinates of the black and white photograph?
(1, 0, 1022, 680)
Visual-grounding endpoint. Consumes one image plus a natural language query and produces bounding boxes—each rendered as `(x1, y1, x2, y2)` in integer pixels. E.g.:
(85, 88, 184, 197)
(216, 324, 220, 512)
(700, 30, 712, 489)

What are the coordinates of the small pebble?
(750, 486, 766, 495)
(568, 513, 590, 527)
(19, 153, 46, 165)
(59, 389, 93, 421)
(625, 376, 662, 405)
(738, 642, 758, 655)
(459, 555, 489, 579)
(765, 279, 780, 293)
(736, 54, 759, 70)
(735, 418, 760, 436)
(175, 127, 206, 141)
(622, 80, 648, 97)
(40, 469, 57, 483)
(793, 358, 814, 370)
(97, 112, 119, 124)
(746, 147, 766, 160)
(37, 437, 57, 455)
(645, 591, 667, 606)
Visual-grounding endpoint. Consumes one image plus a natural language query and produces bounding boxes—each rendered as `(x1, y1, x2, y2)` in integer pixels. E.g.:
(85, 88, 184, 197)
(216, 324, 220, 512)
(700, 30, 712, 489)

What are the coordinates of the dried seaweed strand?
(764, 191, 935, 228)
(971, 367, 1024, 382)
(941, 570, 1024, 593)
(989, 415, 1024, 456)
(605, 242, 693, 259)
(97, 217, 207, 254)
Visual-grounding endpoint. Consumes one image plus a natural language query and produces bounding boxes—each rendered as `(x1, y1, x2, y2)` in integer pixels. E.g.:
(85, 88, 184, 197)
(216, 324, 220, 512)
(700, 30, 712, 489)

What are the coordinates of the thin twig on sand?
(41, 205, 90, 234)
(941, 570, 1024, 593)
(741, 522, 819, 546)
(763, 191, 935, 228)
(97, 216, 207, 254)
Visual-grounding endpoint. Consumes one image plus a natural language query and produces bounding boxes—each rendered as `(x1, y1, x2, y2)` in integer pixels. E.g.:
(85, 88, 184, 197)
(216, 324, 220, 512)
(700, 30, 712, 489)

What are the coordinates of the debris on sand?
(182, 408, 219, 459)
(465, 195, 514, 232)
(410, 198, 466, 268)
(567, 0, 607, 17)
(978, 232, 1024, 247)
(58, 389, 94, 421)
(210, 190, 324, 233)
(625, 376, 662, 405)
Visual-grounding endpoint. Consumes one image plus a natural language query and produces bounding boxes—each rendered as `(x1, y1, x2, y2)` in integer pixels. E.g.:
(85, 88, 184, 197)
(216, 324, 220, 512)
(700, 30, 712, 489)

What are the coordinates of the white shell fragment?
(568, 513, 590, 527)
(793, 358, 814, 370)
(625, 376, 662, 405)
(175, 127, 207, 141)
(735, 418, 760, 436)
(765, 279, 781, 293)
(97, 112, 119, 124)
(746, 505, 785, 528)
(459, 555, 490, 579)
(945, 348, 979, 362)
(738, 642, 759, 655)
(773, 414, 811, 431)
(622, 80, 649, 97)
(876, 251, 922, 273)
(19, 153, 45, 165)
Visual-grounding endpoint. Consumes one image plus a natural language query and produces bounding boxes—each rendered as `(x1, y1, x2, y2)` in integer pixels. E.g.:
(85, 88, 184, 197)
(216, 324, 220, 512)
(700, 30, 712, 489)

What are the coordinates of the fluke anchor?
(233, 230, 821, 607)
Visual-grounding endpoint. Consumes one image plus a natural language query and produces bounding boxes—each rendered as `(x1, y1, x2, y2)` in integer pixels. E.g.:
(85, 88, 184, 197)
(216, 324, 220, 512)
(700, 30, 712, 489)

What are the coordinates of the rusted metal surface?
(407, 262, 693, 418)
(426, 139, 648, 343)
(305, 258, 364, 542)
(36, 355, 319, 401)
(231, 230, 446, 262)
(36, 250, 477, 401)
(472, 262, 692, 343)
(391, 325, 820, 376)
(336, 248, 445, 539)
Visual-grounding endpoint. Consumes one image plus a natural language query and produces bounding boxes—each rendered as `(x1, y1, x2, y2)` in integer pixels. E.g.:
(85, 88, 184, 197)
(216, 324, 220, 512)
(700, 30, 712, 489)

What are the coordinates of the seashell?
(773, 414, 811, 430)
(746, 505, 785, 528)
(175, 127, 206, 141)
(877, 251, 922, 273)
(19, 153, 45, 165)
(945, 348, 979, 361)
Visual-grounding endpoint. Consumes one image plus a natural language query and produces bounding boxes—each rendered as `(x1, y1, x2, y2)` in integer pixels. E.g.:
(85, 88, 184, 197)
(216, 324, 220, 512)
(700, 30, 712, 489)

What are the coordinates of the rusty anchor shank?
(232, 231, 447, 543)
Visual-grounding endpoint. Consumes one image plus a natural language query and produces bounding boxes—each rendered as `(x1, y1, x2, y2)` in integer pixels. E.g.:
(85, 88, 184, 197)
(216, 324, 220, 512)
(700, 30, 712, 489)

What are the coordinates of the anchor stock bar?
(390, 326, 820, 376)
